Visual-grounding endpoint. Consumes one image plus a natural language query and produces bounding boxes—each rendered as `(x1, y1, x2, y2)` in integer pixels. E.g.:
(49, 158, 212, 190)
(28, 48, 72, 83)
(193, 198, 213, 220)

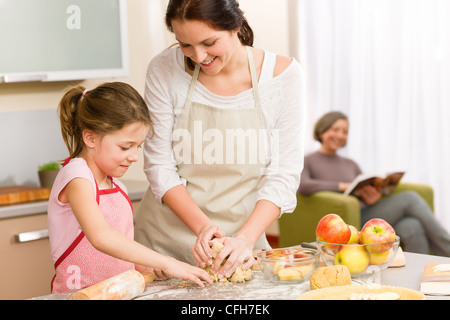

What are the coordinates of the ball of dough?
(204, 241, 253, 283)
(211, 241, 223, 259)
(310, 265, 351, 290)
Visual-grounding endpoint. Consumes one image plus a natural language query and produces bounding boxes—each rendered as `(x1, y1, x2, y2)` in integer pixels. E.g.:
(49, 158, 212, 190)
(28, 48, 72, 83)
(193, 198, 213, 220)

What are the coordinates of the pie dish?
(297, 285, 425, 300)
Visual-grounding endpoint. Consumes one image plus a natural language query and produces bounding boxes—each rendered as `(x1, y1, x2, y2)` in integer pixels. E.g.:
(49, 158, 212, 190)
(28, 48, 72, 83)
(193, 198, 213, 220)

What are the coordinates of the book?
(343, 171, 405, 197)
(420, 263, 450, 295)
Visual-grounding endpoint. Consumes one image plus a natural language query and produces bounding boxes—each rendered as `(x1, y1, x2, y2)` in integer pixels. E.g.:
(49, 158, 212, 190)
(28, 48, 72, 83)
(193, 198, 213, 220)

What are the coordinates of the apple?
(277, 267, 303, 281)
(293, 250, 309, 259)
(316, 214, 351, 244)
(273, 262, 285, 274)
(347, 225, 360, 244)
(265, 250, 285, 259)
(276, 264, 314, 281)
(368, 250, 390, 265)
(360, 218, 396, 253)
(334, 245, 370, 274)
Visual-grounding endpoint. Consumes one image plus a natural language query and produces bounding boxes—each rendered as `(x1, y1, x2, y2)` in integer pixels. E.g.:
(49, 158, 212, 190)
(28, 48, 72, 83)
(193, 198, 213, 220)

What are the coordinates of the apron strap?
(179, 62, 200, 130)
(245, 46, 262, 109)
(186, 64, 200, 109)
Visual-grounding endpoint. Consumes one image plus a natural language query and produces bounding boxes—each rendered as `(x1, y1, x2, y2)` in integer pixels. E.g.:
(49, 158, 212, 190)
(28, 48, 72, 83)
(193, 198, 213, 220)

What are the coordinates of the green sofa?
(278, 182, 434, 247)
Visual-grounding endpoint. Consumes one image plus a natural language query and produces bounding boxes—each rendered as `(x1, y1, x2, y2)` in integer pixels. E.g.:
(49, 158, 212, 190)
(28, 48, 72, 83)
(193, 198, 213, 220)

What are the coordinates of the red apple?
(334, 245, 369, 274)
(316, 214, 351, 244)
(293, 250, 308, 259)
(347, 225, 360, 244)
(360, 218, 396, 253)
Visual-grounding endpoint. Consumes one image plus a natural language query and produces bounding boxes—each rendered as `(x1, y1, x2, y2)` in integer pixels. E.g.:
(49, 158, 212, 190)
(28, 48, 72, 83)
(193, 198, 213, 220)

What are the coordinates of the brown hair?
(165, 0, 254, 70)
(58, 82, 152, 159)
(313, 111, 348, 143)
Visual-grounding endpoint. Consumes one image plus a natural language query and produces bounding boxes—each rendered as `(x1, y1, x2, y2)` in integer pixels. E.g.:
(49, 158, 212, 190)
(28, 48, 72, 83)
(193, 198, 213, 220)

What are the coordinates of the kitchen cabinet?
(0, 213, 53, 300)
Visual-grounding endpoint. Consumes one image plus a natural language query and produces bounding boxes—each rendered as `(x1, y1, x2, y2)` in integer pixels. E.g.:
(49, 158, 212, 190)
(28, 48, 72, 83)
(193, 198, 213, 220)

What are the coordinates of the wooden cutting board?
(0, 186, 51, 205)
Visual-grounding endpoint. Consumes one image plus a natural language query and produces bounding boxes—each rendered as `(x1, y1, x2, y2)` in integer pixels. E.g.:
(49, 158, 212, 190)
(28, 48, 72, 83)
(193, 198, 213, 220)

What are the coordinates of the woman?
(134, 0, 305, 279)
(299, 111, 450, 256)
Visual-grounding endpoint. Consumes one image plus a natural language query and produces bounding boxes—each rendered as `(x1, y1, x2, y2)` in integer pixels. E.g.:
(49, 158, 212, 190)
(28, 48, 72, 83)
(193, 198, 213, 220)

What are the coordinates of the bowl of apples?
(315, 214, 400, 280)
(257, 248, 320, 284)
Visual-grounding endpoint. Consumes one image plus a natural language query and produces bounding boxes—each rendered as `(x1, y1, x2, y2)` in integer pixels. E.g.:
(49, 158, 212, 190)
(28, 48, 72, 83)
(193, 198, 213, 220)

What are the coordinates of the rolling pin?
(69, 269, 155, 300)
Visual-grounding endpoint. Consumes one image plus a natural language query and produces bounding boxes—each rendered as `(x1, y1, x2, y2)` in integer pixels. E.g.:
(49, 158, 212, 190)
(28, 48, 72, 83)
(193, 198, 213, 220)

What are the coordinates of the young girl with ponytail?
(48, 82, 212, 293)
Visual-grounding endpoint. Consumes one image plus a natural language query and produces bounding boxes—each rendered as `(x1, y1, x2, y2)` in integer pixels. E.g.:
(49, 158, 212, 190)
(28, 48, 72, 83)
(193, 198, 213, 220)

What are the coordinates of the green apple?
(347, 225, 360, 244)
(334, 245, 369, 274)
(368, 250, 390, 265)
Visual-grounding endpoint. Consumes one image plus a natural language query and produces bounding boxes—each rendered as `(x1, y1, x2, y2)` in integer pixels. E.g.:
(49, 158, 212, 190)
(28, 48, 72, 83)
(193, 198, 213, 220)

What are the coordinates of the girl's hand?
(359, 185, 382, 205)
(210, 235, 254, 280)
(135, 266, 170, 281)
(163, 257, 213, 287)
(150, 268, 171, 280)
(191, 224, 225, 268)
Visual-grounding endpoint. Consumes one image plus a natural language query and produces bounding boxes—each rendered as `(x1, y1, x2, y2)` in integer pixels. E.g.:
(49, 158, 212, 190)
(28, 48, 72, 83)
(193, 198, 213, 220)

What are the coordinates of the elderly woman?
(299, 111, 450, 256)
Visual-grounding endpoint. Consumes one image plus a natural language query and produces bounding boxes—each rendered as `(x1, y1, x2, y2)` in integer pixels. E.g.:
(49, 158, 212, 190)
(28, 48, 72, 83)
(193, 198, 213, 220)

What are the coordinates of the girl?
(135, 0, 305, 280)
(48, 82, 212, 293)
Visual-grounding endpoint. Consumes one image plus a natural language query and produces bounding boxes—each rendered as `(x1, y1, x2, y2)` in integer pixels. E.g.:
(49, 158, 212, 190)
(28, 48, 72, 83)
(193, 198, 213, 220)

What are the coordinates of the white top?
(142, 47, 305, 214)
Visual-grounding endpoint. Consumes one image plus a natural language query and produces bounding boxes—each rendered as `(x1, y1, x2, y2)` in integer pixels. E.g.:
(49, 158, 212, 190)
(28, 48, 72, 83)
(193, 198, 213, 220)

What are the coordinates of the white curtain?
(290, 0, 450, 232)
(145, 0, 173, 55)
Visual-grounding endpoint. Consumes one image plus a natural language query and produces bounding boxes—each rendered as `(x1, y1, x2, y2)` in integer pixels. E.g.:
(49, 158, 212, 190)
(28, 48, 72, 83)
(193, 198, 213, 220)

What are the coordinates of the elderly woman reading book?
(299, 111, 450, 256)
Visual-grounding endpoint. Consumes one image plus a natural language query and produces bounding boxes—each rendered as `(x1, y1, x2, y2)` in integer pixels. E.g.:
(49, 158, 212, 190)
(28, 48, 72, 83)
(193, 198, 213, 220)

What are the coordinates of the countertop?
(30, 252, 450, 300)
(0, 179, 149, 220)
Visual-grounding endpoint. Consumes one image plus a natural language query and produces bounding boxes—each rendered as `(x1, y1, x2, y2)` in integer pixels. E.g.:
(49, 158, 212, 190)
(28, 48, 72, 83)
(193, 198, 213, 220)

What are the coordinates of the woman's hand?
(358, 185, 382, 205)
(338, 182, 352, 192)
(210, 235, 254, 280)
(191, 224, 225, 268)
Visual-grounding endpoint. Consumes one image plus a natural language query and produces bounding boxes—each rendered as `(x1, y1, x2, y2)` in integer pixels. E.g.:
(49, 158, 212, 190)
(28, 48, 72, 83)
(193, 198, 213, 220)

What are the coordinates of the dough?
(251, 249, 261, 271)
(310, 265, 352, 290)
(204, 241, 252, 283)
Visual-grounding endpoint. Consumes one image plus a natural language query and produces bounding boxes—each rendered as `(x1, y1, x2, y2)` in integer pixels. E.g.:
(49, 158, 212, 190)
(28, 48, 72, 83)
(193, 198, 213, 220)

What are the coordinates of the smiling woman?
(314, 111, 349, 158)
(165, 0, 254, 71)
(134, 0, 306, 282)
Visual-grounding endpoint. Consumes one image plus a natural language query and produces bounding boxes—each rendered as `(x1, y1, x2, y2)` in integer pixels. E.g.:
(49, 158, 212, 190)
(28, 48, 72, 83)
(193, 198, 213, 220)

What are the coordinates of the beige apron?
(135, 47, 270, 265)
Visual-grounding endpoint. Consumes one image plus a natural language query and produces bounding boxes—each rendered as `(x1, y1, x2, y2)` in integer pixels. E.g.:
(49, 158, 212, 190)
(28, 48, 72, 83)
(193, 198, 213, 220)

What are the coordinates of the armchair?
(278, 182, 434, 247)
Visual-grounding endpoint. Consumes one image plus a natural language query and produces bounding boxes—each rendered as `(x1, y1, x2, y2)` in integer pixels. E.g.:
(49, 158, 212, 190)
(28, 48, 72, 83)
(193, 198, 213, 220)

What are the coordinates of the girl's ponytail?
(57, 86, 85, 158)
(57, 82, 151, 160)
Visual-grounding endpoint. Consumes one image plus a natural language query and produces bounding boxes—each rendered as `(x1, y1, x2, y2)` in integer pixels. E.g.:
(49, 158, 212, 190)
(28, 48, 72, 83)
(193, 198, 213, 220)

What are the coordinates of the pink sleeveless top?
(48, 158, 134, 293)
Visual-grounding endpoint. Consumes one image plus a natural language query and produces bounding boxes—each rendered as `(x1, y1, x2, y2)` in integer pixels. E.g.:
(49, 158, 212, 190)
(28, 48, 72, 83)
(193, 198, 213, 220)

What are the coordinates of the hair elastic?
(82, 89, 89, 97)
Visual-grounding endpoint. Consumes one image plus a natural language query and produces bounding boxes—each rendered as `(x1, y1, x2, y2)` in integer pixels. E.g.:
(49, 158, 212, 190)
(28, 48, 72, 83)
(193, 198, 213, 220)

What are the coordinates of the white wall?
(0, 0, 291, 184)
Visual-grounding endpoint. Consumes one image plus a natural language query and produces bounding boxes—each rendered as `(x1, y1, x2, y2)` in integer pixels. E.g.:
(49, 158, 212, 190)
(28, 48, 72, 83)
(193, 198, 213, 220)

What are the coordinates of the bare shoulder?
(273, 55, 293, 77)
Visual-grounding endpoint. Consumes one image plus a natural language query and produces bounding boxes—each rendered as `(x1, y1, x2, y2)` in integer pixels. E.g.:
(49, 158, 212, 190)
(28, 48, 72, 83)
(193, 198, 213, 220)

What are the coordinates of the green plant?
(38, 161, 61, 171)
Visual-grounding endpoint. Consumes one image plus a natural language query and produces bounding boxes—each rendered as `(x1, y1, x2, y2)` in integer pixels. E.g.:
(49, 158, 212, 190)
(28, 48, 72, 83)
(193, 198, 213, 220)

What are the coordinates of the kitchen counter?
(32, 271, 310, 301)
(0, 179, 149, 220)
(29, 252, 450, 300)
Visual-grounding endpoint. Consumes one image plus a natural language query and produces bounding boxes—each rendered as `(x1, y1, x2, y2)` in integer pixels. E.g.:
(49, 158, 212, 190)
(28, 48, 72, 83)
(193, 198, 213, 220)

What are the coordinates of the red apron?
(50, 177, 135, 294)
